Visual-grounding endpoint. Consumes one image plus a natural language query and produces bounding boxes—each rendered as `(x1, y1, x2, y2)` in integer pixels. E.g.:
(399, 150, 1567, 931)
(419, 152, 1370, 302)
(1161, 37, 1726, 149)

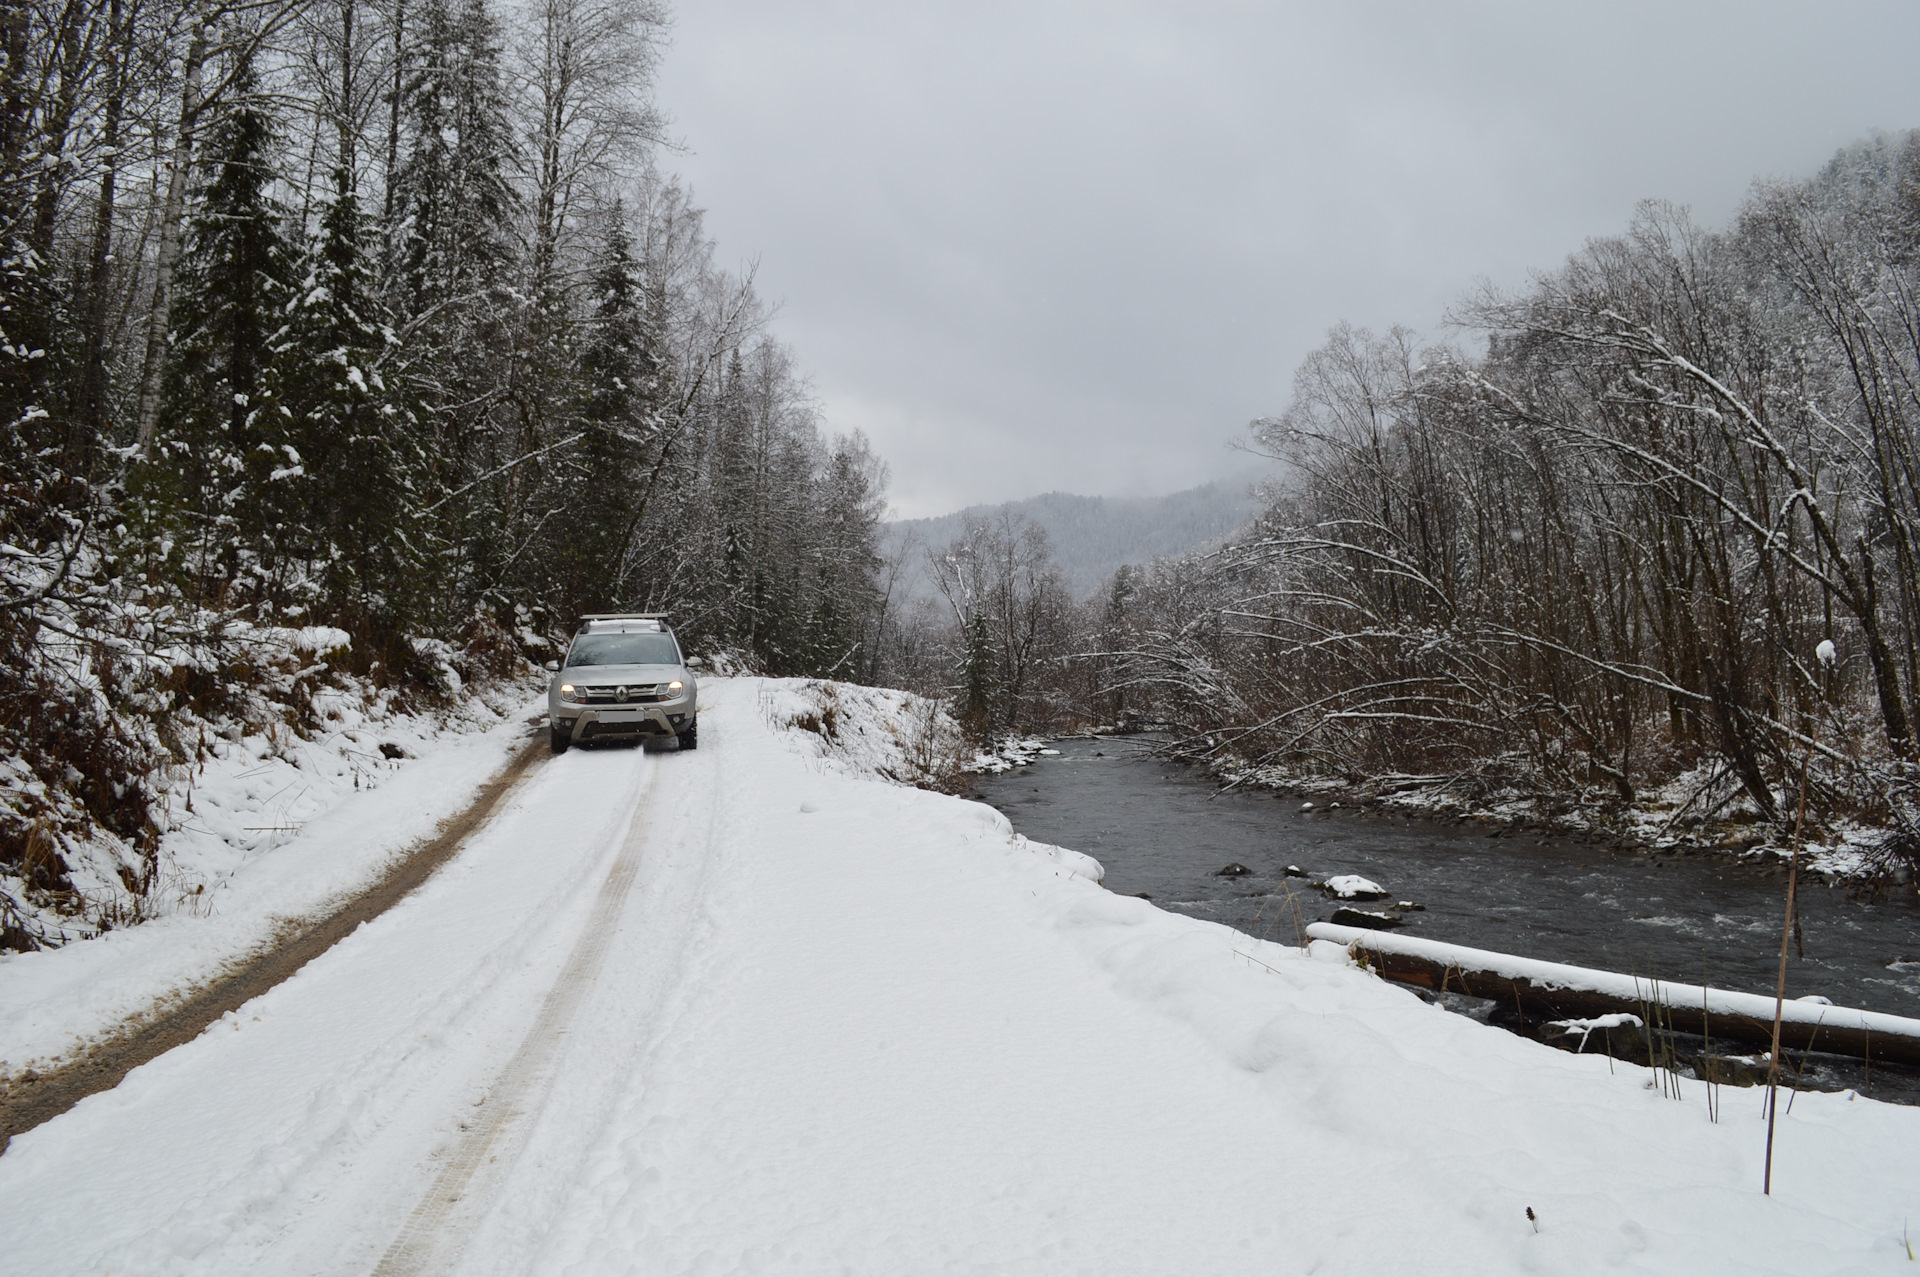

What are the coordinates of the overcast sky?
(655, 2, 1920, 518)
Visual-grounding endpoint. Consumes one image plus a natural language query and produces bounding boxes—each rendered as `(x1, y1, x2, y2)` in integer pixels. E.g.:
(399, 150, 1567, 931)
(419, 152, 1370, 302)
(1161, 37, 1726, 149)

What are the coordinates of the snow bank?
(1215, 752, 1905, 880)
(1, 594, 551, 951)
(562, 681, 1920, 1273)
(668, 682, 1920, 1274)
(754, 677, 967, 790)
(0, 686, 541, 1078)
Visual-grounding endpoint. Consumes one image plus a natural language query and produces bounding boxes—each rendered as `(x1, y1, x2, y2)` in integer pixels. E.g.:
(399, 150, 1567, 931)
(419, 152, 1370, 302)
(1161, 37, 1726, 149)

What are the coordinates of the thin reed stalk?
(1764, 758, 1811, 1196)
(1702, 957, 1719, 1124)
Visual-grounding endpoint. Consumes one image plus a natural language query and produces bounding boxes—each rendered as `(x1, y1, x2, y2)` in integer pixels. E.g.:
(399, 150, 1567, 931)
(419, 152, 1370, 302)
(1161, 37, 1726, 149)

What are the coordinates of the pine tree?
(581, 209, 659, 436)
(272, 165, 418, 644)
(807, 437, 884, 673)
(960, 608, 997, 739)
(551, 207, 656, 615)
(388, 0, 516, 318)
(152, 58, 298, 604)
(387, 0, 521, 632)
(711, 348, 756, 643)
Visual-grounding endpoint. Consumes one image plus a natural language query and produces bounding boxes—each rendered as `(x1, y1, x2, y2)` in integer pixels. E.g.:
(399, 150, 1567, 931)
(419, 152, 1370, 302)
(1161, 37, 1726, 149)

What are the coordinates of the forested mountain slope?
(884, 480, 1263, 601)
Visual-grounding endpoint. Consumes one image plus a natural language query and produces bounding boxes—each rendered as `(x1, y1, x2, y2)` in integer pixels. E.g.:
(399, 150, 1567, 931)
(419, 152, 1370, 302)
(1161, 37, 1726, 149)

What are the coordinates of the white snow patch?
(1308, 922, 1920, 1039)
(967, 735, 1052, 773)
(1, 679, 1916, 1275)
(0, 686, 540, 1078)
(1543, 1013, 1644, 1052)
(1323, 873, 1387, 899)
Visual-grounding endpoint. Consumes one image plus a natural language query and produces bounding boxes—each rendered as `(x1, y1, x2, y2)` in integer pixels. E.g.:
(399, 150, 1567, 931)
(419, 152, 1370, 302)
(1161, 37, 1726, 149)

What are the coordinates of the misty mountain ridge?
(885, 480, 1265, 601)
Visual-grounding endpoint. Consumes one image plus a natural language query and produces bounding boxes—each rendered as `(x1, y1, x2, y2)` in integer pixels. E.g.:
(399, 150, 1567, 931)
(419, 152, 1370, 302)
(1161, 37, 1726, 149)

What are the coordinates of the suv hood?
(560, 662, 685, 681)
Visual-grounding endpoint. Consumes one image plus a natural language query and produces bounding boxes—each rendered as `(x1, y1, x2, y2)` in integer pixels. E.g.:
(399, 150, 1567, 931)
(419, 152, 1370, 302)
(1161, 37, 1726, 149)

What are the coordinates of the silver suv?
(546, 614, 699, 754)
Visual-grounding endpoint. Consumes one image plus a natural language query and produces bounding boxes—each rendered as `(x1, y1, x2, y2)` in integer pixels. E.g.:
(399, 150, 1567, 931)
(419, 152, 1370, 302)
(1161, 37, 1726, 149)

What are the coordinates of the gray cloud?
(657, 1, 1920, 516)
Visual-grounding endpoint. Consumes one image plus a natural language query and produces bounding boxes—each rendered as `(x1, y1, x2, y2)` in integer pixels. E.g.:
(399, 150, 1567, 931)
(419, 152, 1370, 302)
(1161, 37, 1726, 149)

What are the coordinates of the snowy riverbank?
(1208, 751, 1901, 881)
(1, 677, 1915, 1273)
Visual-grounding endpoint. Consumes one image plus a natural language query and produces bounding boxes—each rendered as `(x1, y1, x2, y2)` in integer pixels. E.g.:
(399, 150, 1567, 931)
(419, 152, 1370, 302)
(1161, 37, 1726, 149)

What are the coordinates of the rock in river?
(1322, 874, 1388, 900)
(1328, 907, 1403, 930)
(1213, 862, 1253, 877)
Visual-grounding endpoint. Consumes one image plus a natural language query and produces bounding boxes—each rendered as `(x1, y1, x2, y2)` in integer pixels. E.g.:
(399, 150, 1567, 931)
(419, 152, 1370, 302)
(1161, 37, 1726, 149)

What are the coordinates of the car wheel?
(549, 723, 571, 755)
(676, 721, 698, 751)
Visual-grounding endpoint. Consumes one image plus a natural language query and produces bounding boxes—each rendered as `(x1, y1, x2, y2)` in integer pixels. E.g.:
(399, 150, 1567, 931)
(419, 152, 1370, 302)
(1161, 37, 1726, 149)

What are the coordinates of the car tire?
(549, 722, 571, 755)
(676, 721, 698, 751)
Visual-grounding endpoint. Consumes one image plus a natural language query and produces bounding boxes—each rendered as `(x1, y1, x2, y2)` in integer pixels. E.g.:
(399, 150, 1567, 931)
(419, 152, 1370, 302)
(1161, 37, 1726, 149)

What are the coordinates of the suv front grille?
(581, 684, 665, 704)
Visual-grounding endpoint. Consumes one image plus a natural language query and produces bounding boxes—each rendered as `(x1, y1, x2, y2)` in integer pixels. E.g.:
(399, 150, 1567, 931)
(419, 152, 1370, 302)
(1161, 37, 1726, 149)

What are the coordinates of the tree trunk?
(73, 0, 126, 457)
(133, 3, 211, 455)
(381, 0, 403, 277)
(1708, 678, 1779, 822)
(1858, 538, 1913, 759)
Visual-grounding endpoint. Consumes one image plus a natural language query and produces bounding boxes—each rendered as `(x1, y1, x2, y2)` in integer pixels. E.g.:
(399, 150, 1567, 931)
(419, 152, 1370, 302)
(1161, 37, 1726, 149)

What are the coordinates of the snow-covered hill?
(885, 479, 1264, 601)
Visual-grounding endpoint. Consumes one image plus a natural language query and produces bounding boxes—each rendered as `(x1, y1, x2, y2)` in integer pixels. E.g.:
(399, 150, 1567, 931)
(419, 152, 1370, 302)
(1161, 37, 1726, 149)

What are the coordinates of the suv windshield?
(566, 633, 679, 667)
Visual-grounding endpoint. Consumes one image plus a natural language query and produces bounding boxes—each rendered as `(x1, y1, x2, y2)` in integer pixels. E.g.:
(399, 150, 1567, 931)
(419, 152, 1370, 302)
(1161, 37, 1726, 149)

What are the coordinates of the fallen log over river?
(1305, 922, 1920, 1068)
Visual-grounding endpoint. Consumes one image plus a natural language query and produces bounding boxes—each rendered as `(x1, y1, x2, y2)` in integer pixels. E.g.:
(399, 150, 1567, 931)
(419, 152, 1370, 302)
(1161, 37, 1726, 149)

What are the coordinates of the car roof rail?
(575, 613, 671, 634)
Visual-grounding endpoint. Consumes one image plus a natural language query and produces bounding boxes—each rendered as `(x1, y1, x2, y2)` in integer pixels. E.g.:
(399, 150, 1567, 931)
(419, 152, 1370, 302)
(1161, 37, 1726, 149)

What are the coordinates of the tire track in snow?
(0, 730, 548, 1154)
(372, 757, 657, 1276)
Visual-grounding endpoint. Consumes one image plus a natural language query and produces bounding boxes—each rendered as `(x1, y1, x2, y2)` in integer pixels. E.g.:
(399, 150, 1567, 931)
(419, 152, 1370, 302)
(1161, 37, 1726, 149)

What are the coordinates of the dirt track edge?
(0, 729, 547, 1152)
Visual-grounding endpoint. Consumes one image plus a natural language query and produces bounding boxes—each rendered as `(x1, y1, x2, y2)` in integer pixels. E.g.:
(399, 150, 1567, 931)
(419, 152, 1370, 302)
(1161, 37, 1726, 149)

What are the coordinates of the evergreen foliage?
(272, 168, 417, 646)
(0, 0, 890, 945)
(151, 56, 298, 602)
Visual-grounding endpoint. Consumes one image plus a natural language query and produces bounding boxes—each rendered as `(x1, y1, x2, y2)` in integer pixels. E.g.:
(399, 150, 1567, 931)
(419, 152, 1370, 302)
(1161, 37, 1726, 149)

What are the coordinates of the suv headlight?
(559, 683, 580, 703)
(666, 680, 683, 692)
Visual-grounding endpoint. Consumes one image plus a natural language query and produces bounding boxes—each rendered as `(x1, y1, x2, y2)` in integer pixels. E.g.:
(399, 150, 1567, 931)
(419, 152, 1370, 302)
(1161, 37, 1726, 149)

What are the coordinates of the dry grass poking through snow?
(757, 680, 969, 793)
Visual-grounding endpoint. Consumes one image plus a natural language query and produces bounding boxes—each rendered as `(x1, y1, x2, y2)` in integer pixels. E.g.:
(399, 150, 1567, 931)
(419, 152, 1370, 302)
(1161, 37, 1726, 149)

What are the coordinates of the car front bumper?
(552, 702, 693, 741)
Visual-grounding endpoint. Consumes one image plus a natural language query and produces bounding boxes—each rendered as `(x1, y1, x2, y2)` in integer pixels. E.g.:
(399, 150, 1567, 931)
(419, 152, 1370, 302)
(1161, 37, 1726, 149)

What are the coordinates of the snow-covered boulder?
(1322, 874, 1387, 900)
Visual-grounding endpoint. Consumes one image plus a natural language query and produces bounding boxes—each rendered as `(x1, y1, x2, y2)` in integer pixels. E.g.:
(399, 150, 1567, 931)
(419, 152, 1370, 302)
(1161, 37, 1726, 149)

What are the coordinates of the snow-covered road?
(1, 678, 1916, 1275)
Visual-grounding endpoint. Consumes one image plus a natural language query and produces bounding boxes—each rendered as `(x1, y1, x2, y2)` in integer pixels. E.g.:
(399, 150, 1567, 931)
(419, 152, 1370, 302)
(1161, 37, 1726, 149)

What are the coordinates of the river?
(974, 735, 1920, 1100)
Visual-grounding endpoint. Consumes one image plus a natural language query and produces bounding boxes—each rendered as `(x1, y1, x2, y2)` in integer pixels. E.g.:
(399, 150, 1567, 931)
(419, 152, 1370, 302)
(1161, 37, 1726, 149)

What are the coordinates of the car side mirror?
(685, 656, 706, 669)
(543, 660, 559, 672)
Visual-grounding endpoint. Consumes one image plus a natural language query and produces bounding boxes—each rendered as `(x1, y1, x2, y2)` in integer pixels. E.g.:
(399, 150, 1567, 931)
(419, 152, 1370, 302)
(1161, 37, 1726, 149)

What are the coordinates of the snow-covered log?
(1307, 922, 1920, 1066)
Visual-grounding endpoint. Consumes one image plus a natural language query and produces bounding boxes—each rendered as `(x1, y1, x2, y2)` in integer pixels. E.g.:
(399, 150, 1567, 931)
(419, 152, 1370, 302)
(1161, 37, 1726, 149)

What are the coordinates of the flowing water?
(975, 736, 1920, 1098)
